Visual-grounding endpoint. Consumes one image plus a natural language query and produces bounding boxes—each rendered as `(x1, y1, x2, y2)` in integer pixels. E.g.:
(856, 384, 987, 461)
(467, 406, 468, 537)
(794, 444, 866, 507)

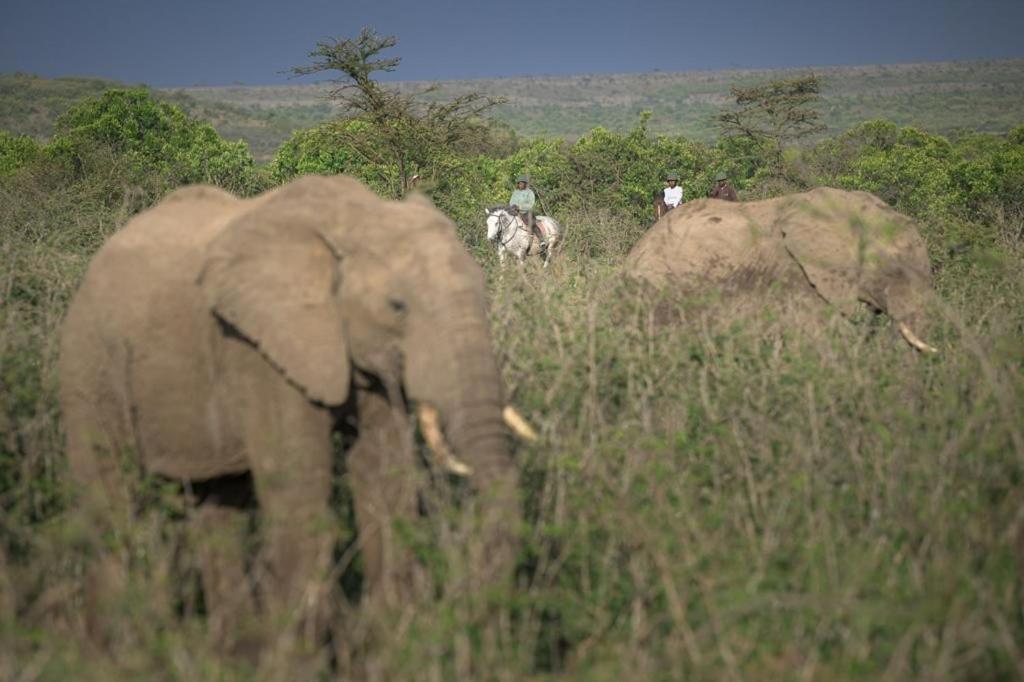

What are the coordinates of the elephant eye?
(388, 298, 407, 315)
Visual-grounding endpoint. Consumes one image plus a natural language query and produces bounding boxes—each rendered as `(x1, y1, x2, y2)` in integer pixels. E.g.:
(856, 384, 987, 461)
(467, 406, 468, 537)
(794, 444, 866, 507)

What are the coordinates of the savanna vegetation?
(2, 41, 1024, 679)
(5, 58, 1024, 162)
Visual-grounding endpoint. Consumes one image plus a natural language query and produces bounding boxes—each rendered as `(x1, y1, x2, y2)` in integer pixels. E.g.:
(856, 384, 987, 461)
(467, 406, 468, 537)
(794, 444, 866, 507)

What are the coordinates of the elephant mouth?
(416, 403, 537, 476)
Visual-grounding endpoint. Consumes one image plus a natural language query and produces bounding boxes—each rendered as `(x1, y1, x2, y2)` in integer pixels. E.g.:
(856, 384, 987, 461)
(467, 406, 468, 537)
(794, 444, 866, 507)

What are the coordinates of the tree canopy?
(290, 28, 505, 196)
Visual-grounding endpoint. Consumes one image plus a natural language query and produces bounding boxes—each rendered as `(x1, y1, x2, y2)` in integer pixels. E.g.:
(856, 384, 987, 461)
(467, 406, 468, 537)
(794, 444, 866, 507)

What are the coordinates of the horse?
(484, 206, 562, 268)
(653, 189, 669, 222)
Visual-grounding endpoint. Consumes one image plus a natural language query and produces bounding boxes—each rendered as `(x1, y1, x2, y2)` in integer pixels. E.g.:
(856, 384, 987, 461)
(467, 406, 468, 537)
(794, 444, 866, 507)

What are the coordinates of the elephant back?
(625, 197, 785, 291)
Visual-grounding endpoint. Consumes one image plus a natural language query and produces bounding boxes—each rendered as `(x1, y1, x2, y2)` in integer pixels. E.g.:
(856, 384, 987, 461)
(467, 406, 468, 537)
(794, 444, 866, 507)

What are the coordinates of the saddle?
(510, 207, 546, 240)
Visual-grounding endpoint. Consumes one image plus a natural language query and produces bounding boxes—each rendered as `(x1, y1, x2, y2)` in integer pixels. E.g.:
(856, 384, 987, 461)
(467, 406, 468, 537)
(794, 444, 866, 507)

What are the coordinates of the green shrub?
(568, 118, 718, 223)
(269, 118, 399, 196)
(0, 131, 40, 177)
(50, 88, 264, 196)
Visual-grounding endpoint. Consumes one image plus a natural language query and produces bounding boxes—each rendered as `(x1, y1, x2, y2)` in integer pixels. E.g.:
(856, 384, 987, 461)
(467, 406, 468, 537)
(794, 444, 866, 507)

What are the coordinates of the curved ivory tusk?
(417, 404, 473, 476)
(897, 322, 939, 354)
(503, 406, 538, 442)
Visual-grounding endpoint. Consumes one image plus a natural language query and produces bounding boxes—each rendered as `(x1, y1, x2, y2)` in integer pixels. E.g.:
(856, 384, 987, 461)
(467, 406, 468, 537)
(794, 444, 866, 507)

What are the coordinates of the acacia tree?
(715, 74, 826, 170)
(291, 28, 504, 195)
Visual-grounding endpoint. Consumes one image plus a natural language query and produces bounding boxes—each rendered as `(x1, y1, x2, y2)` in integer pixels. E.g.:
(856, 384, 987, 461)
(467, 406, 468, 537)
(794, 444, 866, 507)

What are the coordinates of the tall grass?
(1, 165, 1023, 679)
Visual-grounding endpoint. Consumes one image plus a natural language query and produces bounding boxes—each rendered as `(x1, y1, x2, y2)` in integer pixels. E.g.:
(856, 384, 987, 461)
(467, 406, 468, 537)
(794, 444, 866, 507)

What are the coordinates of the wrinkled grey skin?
(625, 187, 937, 338)
(58, 175, 518, 653)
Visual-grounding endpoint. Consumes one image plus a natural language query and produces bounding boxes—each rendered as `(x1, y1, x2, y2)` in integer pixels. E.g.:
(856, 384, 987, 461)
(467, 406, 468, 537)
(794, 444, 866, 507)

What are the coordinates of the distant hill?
(168, 59, 1024, 145)
(0, 73, 124, 139)
(3, 60, 1023, 162)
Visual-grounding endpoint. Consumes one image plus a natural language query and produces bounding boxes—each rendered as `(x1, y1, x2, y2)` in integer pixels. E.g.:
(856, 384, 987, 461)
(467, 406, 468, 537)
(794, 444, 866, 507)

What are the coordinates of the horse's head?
(484, 206, 514, 242)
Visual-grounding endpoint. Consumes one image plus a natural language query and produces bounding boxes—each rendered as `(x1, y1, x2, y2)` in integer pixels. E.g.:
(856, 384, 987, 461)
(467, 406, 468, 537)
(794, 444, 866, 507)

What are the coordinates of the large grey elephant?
(625, 187, 938, 351)
(58, 175, 530, 653)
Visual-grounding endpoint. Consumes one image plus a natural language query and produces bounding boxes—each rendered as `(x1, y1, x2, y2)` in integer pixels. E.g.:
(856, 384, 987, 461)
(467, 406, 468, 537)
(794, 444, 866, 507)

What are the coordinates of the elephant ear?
(777, 193, 863, 317)
(198, 206, 350, 406)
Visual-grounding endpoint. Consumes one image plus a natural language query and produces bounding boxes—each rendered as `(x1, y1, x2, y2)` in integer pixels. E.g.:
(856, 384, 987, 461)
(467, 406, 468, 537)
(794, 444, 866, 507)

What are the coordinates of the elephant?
(58, 175, 533, 654)
(624, 187, 938, 351)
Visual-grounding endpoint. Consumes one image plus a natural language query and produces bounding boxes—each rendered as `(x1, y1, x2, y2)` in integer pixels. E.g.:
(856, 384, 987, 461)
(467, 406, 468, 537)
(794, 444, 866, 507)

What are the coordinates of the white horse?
(484, 206, 562, 268)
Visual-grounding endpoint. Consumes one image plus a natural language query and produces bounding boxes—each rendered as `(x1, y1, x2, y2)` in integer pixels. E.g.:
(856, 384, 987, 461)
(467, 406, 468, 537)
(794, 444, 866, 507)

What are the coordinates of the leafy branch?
(291, 28, 505, 195)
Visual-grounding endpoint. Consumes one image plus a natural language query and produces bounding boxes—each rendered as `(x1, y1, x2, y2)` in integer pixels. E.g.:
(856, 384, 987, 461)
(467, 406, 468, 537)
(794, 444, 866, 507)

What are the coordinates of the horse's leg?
(516, 239, 528, 267)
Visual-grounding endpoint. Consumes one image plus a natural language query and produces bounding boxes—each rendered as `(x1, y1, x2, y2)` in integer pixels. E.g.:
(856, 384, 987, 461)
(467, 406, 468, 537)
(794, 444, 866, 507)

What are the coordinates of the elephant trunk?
(407, 301, 520, 584)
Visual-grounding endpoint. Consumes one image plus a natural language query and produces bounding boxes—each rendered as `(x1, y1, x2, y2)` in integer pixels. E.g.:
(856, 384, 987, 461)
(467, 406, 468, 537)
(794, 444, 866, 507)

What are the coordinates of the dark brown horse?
(653, 189, 669, 223)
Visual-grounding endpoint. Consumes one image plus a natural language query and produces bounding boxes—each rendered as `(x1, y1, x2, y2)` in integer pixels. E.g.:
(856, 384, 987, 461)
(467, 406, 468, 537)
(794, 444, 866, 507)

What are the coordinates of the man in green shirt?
(509, 175, 538, 237)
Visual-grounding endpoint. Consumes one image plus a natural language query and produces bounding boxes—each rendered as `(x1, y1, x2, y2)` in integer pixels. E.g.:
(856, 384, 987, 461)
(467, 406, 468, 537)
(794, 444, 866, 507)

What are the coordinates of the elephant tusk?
(897, 322, 938, 354)
(503, 406, 538, 442)
(417, 404, 473, 477)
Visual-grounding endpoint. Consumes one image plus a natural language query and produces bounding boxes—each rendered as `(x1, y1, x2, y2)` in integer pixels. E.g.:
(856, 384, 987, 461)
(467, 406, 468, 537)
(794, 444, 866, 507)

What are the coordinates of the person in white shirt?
(663, 173, 684, 210)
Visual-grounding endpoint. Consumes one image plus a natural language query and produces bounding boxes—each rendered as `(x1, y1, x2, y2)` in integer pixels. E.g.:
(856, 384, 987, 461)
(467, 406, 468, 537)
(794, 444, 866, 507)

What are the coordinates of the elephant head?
(776, 188, 937, 352)
(197, 175, 522, 580)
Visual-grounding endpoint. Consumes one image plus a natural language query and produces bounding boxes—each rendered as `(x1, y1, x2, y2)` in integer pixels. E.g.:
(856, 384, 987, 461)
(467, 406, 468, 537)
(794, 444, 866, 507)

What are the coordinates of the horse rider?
(510, 175, 541, 238)
(708, 171, 738, 201)
(663, 172, 684, 210)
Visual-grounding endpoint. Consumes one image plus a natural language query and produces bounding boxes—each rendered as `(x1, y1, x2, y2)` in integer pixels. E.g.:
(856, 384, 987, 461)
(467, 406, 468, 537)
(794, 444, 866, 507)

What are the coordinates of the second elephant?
(625, 187, 938, 351)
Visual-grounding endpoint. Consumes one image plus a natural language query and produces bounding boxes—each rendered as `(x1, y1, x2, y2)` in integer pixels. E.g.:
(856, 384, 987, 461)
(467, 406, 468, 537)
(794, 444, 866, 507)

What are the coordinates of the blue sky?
(2, 0, 1022, 87)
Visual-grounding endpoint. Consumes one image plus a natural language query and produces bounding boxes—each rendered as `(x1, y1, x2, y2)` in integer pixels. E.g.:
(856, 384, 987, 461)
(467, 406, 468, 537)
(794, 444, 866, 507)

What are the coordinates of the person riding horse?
(708, 171, 738, 201)
(663, 172, 684, 210)
(509, 175, 541, 239)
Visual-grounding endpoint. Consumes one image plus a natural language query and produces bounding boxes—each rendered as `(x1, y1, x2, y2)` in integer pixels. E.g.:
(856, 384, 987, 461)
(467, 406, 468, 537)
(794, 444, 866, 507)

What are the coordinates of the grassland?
(3, 166, 1023, 680)
(4, 59, 1024, 162)
(171, 59, 1024, 144)
(1, 65, 1023, 678)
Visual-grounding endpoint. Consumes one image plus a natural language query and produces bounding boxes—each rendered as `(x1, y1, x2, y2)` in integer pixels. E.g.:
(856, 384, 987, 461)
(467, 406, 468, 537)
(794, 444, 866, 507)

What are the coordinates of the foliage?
(0, 73, 125, 140)
(801, 119, 1024, 237)
(269, 118, 398, 195)
(49, 88, 264, 196)
(0, 131, 40, 176)
(289, 28, 505, 196)
(563, 117, 733, 223)
(716, 74, 827, 170)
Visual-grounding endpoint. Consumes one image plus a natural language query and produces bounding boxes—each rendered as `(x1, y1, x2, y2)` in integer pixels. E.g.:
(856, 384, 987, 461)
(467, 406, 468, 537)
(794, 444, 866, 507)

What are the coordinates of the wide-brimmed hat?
(666, 172, 680, 181)
(516, 175, 529, 183)
(714, 171, 728, 182)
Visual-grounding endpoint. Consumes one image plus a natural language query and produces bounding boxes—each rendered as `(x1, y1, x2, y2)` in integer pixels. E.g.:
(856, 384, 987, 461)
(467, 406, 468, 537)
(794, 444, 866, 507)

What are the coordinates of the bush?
(0, 131, 40, 177)
(269, 118, 399, 196)
(50, 88, 265, 196)
(569, 118, 718, 223)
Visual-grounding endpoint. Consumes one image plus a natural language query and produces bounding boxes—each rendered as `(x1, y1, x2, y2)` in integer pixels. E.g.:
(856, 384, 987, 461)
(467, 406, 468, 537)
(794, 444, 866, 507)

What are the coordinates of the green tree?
(290, 28, 505, 196)
(49, 88, 263, 195)
(0, 131, 40, 177)
(270, 118, 397, 194)
(715, 74, 826, 170)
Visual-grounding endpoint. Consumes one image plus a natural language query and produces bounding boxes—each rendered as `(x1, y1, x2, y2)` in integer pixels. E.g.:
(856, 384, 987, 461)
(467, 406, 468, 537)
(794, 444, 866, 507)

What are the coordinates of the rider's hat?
(516, 175, 529, 184)
(714, 171, 728, 182)
(666, 172, 679, 181)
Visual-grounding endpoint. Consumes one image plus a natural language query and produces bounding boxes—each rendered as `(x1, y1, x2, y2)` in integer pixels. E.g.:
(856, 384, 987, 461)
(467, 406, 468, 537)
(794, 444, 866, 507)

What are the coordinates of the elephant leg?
(346, 388, 420, 611)
(191, 474, 257, 655)
(234, 363, 335, 652)
(62, 371, 135, 646)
